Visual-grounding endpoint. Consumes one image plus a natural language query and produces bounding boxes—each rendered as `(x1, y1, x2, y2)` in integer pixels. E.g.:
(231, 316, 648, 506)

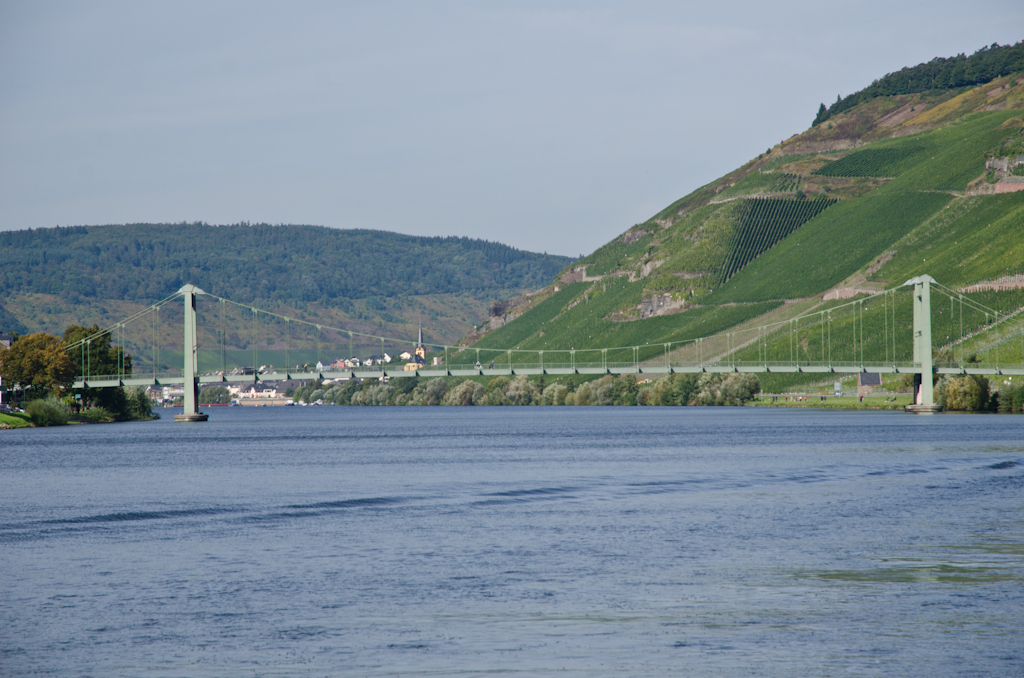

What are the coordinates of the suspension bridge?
(65, 275, 1024, 420)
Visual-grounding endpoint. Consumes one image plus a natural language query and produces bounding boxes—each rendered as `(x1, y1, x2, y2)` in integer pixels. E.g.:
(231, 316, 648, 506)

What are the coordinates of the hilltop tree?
(0, 332, 76, 396)
(813, 40, 1024, 125)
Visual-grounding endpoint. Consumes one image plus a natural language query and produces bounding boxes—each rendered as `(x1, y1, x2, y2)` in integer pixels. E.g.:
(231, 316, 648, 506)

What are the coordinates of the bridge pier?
(174, 284, 209, 422)
(906, 275, 941, 413)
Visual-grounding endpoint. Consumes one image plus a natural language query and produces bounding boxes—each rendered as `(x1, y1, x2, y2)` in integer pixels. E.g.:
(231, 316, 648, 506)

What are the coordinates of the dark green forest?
(813, 40, 1024, 125)
(0, 223, 574, 306)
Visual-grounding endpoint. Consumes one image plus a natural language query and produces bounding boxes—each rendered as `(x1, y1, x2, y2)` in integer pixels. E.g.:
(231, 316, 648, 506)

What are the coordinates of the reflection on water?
(1, 406, 1022, 676)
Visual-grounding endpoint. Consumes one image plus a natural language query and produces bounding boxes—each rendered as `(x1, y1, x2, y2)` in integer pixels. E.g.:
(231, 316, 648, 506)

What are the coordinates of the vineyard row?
(717, 198, 837, 284)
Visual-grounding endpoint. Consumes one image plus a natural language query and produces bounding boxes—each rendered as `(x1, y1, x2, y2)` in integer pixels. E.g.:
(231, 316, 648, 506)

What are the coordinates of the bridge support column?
(175, 284, 209, 422)
(906, 275, 940, 413)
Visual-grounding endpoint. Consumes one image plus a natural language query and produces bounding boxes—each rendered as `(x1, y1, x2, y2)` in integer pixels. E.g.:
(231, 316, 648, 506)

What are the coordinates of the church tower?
(414, 326, 426, 362)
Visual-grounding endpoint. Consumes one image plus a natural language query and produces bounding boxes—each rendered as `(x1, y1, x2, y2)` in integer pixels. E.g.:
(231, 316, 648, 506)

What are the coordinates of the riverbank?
(751, 394, 913, 411)
(0, 410, 162, 428)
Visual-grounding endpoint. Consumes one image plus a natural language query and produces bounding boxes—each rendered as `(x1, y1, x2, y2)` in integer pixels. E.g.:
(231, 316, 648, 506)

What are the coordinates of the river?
(2, 406, 1022, 676)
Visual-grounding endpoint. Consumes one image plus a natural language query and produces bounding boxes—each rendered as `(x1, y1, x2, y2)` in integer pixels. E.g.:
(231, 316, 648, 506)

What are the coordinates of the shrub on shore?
(997, 381, 1024, 413)
(289, 372, 762, 408)
(27, 397, 71, 426)
(124, 385, 155, 420)
(79, 406, 114, 423)
(936, 374, 993, 412)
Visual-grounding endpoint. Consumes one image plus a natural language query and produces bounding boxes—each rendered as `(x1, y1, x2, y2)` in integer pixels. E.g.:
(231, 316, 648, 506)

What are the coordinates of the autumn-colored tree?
(0, 332, 76, 396)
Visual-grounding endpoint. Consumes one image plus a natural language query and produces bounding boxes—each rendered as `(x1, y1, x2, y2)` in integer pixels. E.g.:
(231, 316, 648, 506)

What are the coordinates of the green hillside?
(0, 224, 573, 345)
(473, 55, 1024, 374)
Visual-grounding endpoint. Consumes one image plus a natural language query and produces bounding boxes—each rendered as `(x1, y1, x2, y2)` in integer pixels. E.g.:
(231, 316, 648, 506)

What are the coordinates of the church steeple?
(414, 325, 426, 362)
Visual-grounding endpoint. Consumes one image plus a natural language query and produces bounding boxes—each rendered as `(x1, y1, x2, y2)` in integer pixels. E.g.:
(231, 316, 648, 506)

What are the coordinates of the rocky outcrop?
(487, 312, 521, 331)
(629, 258, 665, 282)
(487, 294, 535, 330)
(489, 297, 527, 318)
(559, 266, 605, 284)
(607, 293, 694, 322)
(621, 227, 649, 244)
(782, 138, 865, 155)
(636, 293, 690, 318)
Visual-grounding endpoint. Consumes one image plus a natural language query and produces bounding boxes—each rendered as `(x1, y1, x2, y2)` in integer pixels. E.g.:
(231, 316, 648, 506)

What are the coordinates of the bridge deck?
(74, 362, 1024, 389)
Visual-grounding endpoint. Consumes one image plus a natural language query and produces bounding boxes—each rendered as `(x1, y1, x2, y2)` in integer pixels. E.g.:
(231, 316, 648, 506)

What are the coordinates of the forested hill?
(0, 223, 573, 305)
(814, 41, 1024, 126)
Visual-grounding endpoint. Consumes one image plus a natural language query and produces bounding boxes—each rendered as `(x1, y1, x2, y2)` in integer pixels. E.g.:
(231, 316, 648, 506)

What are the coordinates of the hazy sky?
(1, 2, 1021, 256)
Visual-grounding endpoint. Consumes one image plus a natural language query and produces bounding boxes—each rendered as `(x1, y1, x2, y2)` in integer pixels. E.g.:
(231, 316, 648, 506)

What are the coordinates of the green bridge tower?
(174, 284, 209, 422)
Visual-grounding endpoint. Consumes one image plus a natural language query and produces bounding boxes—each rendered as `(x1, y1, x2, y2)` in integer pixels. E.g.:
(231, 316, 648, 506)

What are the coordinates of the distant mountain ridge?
(0, 223, 574, 344)
(0, 223, 572, 303)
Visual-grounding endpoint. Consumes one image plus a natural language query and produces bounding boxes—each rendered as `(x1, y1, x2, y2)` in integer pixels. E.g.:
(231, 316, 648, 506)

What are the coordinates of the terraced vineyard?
(813, 146, 926, 178)
(713, 191, 951, 303)
(871, 191, 1024, 286)
(770, 173, 801, 193)
(717, 197, 836, 284)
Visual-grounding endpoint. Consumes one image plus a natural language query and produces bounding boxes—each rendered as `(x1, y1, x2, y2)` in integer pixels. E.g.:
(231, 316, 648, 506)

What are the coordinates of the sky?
(1, 2, 1021, 257)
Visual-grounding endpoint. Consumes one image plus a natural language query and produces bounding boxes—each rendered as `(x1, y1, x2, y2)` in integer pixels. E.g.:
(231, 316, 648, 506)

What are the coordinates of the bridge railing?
(443, 360, 925, 371)
(76, 360, 932, 383)
(76, 358, 1024, 386)
(75, 372, 183, 383)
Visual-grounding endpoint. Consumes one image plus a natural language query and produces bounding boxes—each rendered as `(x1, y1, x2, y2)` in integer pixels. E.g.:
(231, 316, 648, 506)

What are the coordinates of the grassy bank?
(0, 411, 33, 428)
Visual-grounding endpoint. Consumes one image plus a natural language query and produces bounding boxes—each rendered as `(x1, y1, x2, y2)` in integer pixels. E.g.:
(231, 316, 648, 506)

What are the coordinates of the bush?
(505, 375, 539, 406)
(721, 373, 761, 406)
(27, 397, 70, 426)
(589, 376, 615, 406)
(573, 382, 593, 405)
(997, 381, 1024, 413)
(444, 380, 484, 406)
(124, 386, 154, 420)
(934, 375, 952, 409)
(352, 383, 391, 406)
(403, 378, 448, 406)
(424, 378, 448, 406)
(541, 383, 569, 405)
(324, 381, 361, 405)
(693, 373, 761, 406)
(611, 375, 639, 405)
(481, 377, 509, 405)
(939, 374, 990, 411)
(80, 406, 113, 423)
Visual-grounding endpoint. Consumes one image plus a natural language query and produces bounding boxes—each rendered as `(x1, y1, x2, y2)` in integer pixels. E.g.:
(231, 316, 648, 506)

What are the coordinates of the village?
(147, 334, 436, 406)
